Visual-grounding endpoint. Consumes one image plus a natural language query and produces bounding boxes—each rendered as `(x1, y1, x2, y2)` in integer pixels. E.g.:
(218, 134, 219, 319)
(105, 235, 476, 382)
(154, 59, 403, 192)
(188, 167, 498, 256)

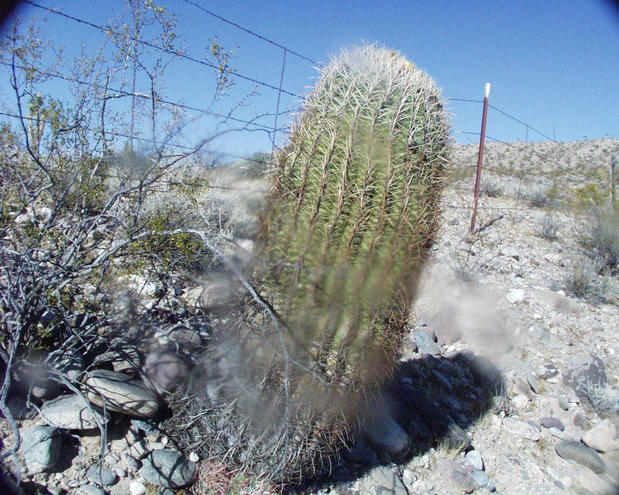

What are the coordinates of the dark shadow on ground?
(298, 351, 504, 493)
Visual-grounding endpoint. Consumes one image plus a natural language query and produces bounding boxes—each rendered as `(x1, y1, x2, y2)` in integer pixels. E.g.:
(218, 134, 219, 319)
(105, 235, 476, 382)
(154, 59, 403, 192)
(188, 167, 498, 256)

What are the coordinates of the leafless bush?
(480, 179, 504, 198)
(527, 188, 554, 208)
(585, 207, 619, 275)
(538, 214, 560, 240)
(563, 257, 607, 303)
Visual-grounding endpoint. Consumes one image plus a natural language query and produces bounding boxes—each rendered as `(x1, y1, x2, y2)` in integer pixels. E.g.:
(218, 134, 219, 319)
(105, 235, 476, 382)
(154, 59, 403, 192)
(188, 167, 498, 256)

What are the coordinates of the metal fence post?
(470, 82, 491, 234)
(611, 154, 617, 209)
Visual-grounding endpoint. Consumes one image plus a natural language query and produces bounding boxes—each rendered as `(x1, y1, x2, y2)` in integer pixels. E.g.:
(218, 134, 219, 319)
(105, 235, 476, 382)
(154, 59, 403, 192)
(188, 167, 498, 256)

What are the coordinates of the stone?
(465, 450, 484, 471)
(181, 280, 234, 310)
(563, 354, 607, 403)
(20, 426, 61, 473)
(166, 324, 201, 348)
(86, 465, 118, 487)
(123, 453, 141, 471)
(138, 449, 197, 488)
(472, 470, 492, 490)
(503, 416, 540, 441)
(534, 362, 558, 379)
(93, 342, 141, 374)
(363, 412, 409, 457)
(540, 417, 565, 431)
(555, 440, 606, 474)
(437, 458, 475, 494)
(511, 394, 530, 411)
(413, 330, 441, 356)
(527, 372, 540, 394)
(368, 465, 408, 495)
(83, 369, 160, 418)
(574, 413, 590, 430)
(144, 350, 189, 394)
(506, 288, 525, 304)
(582, 420, 619, 452)
(129, 481, 147, 495)
(40, 394, 109, 430)
(80, 485, 105, 495)
(52, 350, 85, 382)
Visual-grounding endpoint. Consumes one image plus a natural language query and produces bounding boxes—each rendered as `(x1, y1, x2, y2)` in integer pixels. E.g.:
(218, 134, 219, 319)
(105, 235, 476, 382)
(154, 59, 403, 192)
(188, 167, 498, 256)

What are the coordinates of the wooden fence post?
(470, 82, 490, 234)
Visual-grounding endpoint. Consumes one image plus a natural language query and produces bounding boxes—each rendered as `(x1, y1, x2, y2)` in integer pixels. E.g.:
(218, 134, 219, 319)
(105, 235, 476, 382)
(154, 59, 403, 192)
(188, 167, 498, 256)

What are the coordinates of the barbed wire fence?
(5, 0, 618, 221)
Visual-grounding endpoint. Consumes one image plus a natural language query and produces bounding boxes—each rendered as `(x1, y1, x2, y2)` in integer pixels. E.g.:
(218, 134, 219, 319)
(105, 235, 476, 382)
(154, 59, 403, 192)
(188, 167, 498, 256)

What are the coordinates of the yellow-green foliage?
(130, 207, 207, 272)
(258, 45, 450, 392)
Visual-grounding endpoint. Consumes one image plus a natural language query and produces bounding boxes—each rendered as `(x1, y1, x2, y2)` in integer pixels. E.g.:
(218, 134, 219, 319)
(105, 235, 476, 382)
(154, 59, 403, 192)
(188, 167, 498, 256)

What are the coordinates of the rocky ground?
(1, 139, 617, 494)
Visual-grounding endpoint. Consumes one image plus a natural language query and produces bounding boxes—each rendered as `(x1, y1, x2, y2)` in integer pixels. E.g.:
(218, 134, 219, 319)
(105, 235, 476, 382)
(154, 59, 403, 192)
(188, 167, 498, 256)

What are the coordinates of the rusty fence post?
(470, 82, 491, 234)
(611, 154, 617, 209)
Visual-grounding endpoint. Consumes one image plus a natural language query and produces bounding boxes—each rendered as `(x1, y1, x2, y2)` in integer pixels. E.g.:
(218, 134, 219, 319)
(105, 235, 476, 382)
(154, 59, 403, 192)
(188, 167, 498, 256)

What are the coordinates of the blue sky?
(3, 0, 618, 158)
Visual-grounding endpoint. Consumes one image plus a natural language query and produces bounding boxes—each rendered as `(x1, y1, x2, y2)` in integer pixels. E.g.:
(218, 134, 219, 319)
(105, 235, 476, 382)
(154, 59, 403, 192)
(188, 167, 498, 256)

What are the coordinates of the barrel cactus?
(169, 44, 450, 487)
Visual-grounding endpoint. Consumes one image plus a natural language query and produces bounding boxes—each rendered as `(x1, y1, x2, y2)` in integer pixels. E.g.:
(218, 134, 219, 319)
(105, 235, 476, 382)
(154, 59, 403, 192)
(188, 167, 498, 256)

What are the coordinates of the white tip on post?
(485, 83, 491, 99)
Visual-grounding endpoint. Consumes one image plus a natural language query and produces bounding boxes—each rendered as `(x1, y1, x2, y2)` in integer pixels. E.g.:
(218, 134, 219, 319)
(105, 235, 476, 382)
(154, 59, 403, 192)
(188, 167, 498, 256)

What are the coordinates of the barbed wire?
(179, 0, 318, 65)
(22, 0, 302, 98)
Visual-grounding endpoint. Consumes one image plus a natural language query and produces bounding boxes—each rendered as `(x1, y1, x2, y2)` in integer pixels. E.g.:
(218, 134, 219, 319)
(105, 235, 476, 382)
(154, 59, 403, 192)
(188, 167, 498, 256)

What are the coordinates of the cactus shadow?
(303, 351, 504, 492)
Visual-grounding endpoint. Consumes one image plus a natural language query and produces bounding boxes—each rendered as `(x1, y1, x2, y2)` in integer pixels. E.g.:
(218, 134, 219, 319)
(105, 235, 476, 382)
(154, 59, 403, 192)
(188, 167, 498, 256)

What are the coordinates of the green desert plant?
(173, 44, 450, 486)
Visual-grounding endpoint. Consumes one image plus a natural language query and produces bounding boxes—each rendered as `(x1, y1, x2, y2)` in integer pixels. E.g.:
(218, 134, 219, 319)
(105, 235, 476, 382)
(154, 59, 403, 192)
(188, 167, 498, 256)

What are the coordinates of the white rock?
(582, 420, 619, 452)
(506, 289, 525, 304)
(129, 481, 147, 495)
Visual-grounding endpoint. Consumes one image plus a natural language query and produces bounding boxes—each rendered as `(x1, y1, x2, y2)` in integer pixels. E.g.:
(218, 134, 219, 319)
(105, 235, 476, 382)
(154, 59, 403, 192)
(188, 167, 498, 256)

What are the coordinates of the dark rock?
(363, 412, 409, 457)
(86, 465, 118, 487)
(563, 355, 607, 403)
(144, 350, 189, 394)
(20, 426, 62, 473)
(540, 417, 565, 431)
(138, 449, 196, 488)
(555, 440, 606, 474)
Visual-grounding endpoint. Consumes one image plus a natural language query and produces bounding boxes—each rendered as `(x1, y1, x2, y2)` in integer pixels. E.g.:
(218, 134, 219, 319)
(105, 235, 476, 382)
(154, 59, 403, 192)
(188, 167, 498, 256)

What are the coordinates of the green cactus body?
(174, 45, 450, 486)
(258, 45, 450, 394)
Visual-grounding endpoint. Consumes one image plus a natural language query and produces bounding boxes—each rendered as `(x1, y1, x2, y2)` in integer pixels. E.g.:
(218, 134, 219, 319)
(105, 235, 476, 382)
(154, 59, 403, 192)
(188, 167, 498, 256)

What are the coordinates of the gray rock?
(86, 465, 118, 487)
(364, 412, 409, 457)
(437, 458, 475, 493)
(472, 470, 491, 489)
(123, 453, 141, 471)
(540, 417, 565, 430)
(413, 330, 441, 356)
(93, 342, 141, 374)
(527, 372, 540, 394)
(555, 440, 606, 474)
(144, 350, 189, 394)
(534, 362, 559, 379)
(20, 426, 61, 473)
(465, 450, 484, 471)
(80, 485, 105, 495)
(40, 394, 109, 430)
(166, 325, 201, 348)
(83, 369, 159, 418)
(138, 449, 196, 488)
(129, 481, 147, 495)
(582, 420, 619, 452)
(563, 354, 607, 403)
(369, 465, 407, 495)
(503, 416, 540, 441)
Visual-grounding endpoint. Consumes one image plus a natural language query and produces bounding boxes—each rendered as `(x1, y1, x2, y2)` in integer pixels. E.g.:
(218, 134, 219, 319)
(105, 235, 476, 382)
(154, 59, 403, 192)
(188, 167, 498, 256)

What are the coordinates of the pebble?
(540, 417, 565, 430)
(534, 362, 559, 379)
(80, 485, 105, 495)
(138, 449, 197, 488)
(472, 470, 495, 491)
(363, 412, 410, 457)
(465, 450, 484, 471)
(503, 416, 540, 441)
(86, 465, 118, 487)
(511, 394, 530, 411)
(555, 440, 606, 474)
(123, 454, 141, 471)
(506, 288, 525, 304)
(527, 372, 540, 394)
(129, 481, 147, 495)
(413, 330, 442, 356)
